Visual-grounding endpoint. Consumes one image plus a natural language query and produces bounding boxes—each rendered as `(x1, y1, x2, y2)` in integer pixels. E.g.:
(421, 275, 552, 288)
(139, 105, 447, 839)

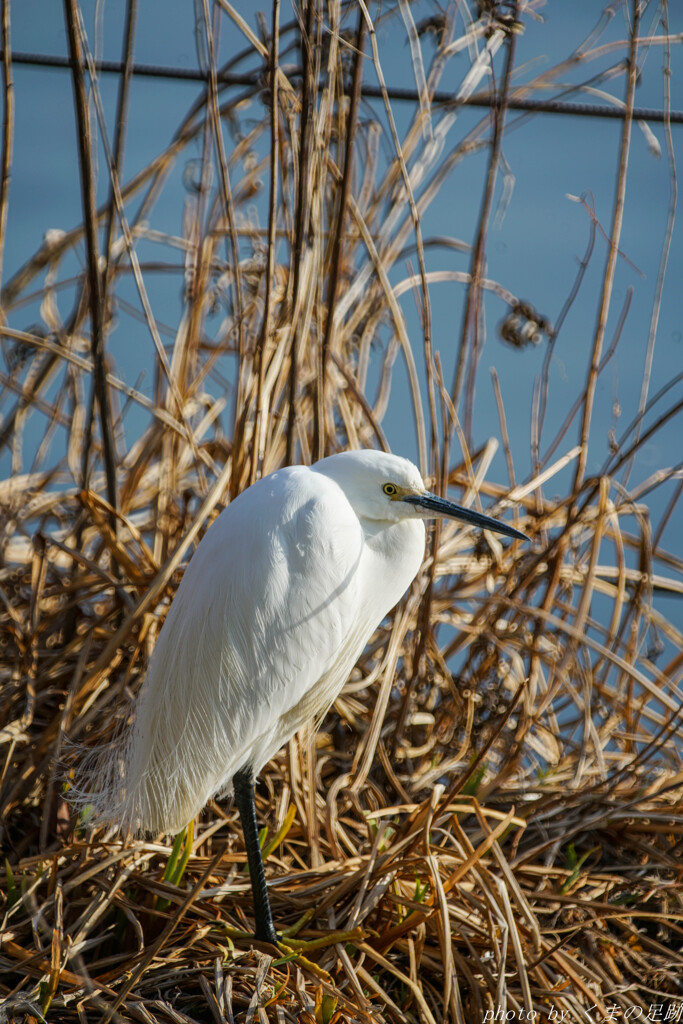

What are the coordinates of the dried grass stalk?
(1, 2, 682, 1022)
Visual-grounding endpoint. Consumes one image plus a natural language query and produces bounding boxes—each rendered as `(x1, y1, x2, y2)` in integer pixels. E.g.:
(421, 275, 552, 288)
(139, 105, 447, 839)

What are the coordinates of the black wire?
(3, 49, 683, 125)
(4, 50, 259, 84)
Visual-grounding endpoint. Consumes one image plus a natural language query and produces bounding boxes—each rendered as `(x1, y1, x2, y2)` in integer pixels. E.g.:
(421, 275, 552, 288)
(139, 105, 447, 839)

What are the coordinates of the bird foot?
(254, 923, 280, 946)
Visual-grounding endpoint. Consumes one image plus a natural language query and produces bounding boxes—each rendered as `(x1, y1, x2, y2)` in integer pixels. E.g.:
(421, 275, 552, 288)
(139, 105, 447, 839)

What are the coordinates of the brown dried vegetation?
(1, 2, 682, 1022)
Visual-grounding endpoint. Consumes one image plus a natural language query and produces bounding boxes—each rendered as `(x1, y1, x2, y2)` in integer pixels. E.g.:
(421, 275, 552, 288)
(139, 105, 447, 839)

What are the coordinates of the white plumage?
(76, 450, 428, 834)
(73, 448, 526, 942)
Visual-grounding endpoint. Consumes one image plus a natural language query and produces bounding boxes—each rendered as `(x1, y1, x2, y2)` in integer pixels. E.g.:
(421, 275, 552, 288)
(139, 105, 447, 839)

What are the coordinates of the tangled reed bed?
(1, 1, 682, 1021)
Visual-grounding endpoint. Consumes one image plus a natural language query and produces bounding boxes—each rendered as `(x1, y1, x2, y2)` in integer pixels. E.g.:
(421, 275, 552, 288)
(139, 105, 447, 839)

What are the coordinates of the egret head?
(315, 449, 527, 540)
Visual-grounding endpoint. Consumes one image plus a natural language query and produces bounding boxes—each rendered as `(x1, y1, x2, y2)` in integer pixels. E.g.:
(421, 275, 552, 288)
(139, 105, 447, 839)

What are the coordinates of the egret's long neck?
(360, 517, 425, 615)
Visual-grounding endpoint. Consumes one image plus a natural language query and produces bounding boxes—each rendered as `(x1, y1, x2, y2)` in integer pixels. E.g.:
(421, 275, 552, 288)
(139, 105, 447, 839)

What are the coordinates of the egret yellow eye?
(382, 483, 398, 497)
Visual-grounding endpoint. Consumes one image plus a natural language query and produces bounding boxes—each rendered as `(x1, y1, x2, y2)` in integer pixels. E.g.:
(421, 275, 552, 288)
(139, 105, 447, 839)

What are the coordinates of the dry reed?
(1, 2, 682, 1022)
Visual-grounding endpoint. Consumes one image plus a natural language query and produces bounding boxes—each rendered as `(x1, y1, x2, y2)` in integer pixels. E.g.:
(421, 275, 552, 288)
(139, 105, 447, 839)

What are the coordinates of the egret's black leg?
(233, 767, 279, 945)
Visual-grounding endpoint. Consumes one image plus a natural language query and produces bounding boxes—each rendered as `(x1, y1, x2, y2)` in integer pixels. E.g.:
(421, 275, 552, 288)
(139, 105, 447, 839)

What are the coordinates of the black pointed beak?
(403, 491, 528, 542)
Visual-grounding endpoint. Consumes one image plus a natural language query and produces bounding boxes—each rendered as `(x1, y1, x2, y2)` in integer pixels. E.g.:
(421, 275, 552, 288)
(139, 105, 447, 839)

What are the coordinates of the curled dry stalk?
(1, 2, 682, 1022)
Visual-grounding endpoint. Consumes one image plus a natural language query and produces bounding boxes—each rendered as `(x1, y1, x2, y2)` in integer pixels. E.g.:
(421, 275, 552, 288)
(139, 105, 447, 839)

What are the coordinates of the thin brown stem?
(453, 15, 518, 441)
(251, 0, 280, 484)
(534, 209, 596, 472)
(623, 0, 677, 488)
(63, 0, 118, 521)
(313, 8, 365, 462)
(573, 0, 640, 491)
(0, 0, 13, 294)
(286, 0, 316, 467)
(101, 0, 137, 298)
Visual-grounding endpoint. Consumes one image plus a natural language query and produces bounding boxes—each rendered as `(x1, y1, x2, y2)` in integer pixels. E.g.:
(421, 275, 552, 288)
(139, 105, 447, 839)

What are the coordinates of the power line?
(3, 50, 683, 125)
(3, 50, 258, 86)
(370, 86, 683, 125)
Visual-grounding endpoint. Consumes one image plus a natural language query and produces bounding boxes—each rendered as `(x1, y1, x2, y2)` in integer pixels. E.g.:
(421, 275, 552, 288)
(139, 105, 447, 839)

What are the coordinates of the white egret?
(76, 449, 526, 944)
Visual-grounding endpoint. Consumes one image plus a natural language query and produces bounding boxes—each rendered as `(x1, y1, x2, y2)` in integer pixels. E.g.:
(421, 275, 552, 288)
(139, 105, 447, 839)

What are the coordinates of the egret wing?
(112, 467, 368, 832)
